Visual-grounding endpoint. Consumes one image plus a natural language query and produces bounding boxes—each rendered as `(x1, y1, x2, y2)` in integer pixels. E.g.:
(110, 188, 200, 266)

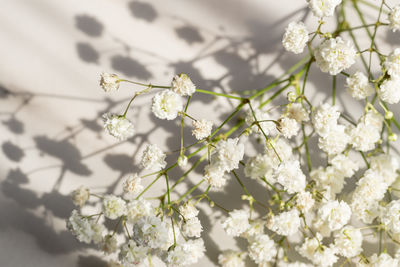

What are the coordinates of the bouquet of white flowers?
(67, 1, 400, 266)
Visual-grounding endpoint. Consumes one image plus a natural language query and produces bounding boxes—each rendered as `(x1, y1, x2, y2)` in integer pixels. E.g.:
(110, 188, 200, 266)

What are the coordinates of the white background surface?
(1, 0, 400, 266)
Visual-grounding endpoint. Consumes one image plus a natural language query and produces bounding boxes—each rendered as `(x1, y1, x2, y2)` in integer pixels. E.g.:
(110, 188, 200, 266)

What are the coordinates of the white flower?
(214, 138, 244, 171)
(312, 103, 340, 137)
(385, 49, 400, 78)
(71, 186, 90, 207)
(379, 78, 400, 104)
(267, 209, 301, 236)
(166, 239, 205, 266)
(286, 103, 309, 123)
(126, 198, 153, 223)
(278, 117, 300, 139)
(119, 240, 148, 266)
(295, 191, 315, 213)
(204, 162, 227, 188)
(245, 108, 275, 135)
(334, 226, 363, 258)
(103, 195, 127, 220)
(297, 234, 338, 267)
(101, 234, 118, 254)
(314, 37, 356, 75)
(67, 210, 104, 244)
(275, 160, 306, 194)
(244, 219, 265, 238)
(221, 209, 250, 237)
(132, 216, 169, 249)
(192, 119, 213, 140)
(318, 124, 350, 155)
(248, 234, 277, 264)
(244, 153, 275, 181)
(315, 200, 351, 235)
(370, 154, 399, 184)
(179, 201, 199, 220)
(307, 0, 342, 17)
(177, 154, 188, 167)
(346, 71, 374, 99)
(329, 154, 359, 178)
(218, 250, 247, 267)
(182, 217, 203, 237)
(366, 253, 399, 267)
(123, 173, 143, 198)
(171, 73, 196, 96)
(102, 113, 134, 141)
(389, 5, 400, 32)
(311, 166, 345, 197)
(140, 143, 167, 171)
(100, 72, 120, 92)
(266, 138, 294, 164)
(151, 89, 183, 120)
(282, 21, 309, 54)
(381, 200, 400, 233)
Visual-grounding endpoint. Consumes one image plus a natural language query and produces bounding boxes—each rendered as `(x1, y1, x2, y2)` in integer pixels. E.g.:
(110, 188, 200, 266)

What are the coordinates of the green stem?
(196, 89, 244, 100)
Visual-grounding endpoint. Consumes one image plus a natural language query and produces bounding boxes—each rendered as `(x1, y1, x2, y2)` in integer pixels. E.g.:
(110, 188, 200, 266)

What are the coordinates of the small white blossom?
(370, 154, 399, 184)
(311, 166, 345, 197)
(248, 234, 277, 264)
(244, 153, 276, 182)
(381, 200, 400, 233)
(267, 209, 301, 236)
(286, 103, 309, 123)
(171, 73, 196, 96)
(314, 37, 356, 75)
(179, 201, 199, 220)
(71, 186, 90, 207)
(152, 89, 183, 120)
(346, 71, 374, 99)
(278, 117, 300, 139)
(166, 239, 205, 266)
(297, 234, 338, 267)
(192, 119, 213, 140)
(295, 191, 315, 213)
(182, 217, 203, 237)
(67, 210, 104, 244)
(126, 198, 153, 223)
(329, 154, 359, 178)
(244, 219, 265, 238)
(318, 125, 350, 155)
(215, 138, 244, 171)
(177, 154, 188, 167)
(334, 226, 363, 258)
(315, 200, 351, 236)
(282, 21, 309, 54)
(275, 160, 306, 194)
(132, 216, 170, 249)
(379, 78, 400, 104)
(218, 250, 247, 267)
(221, 209, 250, 237)
(123, 173, 143, 198)
(389, 5, 400, 32)
(100, 72, 120, 92)
(312, 103, 340, 137)
(119, 240, 148, 266)
(307, 0, 342, 18)
(103, 195, 127, 220)
(102, 113, 134, 141)
(385, 48, 400, 78)
(140, 144, 167, 171)
(101, 234, 118, 254)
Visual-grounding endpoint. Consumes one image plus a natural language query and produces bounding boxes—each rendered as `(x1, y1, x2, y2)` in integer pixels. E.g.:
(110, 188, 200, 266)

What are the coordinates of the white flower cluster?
(314, 37, 356, 75)
(171, 73, 196, 96)
(307, 0, 342, 18)
(346, 71, 374, 100)
(140, 143, 167, 171)
(102, 113, 135, 141)
(282, 21, 309, 54)
(204, 138, 244, 188)
(100, 72, 120, 92)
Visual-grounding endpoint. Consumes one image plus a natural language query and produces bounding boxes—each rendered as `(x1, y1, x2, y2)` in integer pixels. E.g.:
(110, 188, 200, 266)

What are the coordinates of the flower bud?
(287, 91, 297, 102)
(385, 111, 394, 120)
